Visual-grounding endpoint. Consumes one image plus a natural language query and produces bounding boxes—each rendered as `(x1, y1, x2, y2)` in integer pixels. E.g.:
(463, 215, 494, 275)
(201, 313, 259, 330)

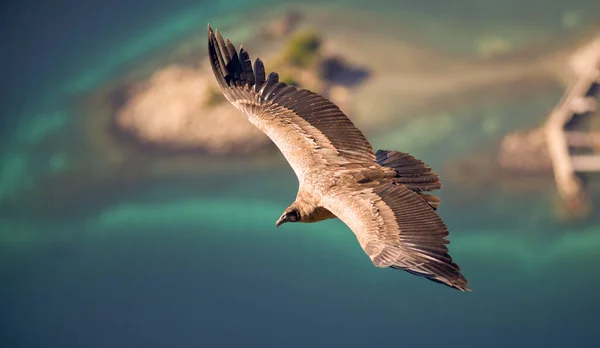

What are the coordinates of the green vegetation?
(280, 29, 322, 68)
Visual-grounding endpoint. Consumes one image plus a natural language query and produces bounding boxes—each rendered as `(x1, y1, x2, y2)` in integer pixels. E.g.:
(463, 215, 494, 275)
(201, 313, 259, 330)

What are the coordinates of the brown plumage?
(207, 25, 470, 291)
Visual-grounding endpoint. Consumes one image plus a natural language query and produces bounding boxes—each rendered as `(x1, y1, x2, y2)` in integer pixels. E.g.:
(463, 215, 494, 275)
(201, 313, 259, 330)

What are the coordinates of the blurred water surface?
(1, 1, 600, 347)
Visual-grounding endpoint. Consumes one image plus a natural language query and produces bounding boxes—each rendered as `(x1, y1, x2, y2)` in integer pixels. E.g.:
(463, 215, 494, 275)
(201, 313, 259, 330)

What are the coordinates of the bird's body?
(207, 25, 470, 291)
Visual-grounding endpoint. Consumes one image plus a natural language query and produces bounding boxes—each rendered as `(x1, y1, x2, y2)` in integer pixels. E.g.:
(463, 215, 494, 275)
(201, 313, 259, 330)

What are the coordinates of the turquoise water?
(2, 1, 600, 347)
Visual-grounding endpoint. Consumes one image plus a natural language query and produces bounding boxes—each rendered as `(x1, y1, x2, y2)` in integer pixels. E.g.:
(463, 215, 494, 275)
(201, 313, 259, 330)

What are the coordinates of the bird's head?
(276, 205, 301, 227)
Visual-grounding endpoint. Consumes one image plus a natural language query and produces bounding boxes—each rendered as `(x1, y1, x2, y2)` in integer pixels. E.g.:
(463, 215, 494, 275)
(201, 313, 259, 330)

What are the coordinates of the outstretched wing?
(323, 183, 470, 291)
(207, 25, 375, 181)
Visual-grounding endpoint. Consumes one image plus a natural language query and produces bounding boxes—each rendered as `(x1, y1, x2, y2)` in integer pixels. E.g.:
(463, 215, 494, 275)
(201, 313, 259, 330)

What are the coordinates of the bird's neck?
(302, 206, 337, 223)
(294, 190, 336, 223)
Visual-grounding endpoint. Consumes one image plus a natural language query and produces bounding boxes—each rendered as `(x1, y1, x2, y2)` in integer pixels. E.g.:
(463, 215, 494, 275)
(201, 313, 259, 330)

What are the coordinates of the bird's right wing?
(322, 182, 470, 291)
(208, 26, 375, 182)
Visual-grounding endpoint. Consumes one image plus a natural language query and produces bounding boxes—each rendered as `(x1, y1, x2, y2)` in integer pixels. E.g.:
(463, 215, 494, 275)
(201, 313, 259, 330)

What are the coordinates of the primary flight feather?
(207, 25, 470, 291)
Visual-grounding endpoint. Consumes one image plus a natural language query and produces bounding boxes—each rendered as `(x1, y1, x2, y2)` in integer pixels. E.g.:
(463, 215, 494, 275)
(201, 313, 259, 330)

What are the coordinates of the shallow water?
(2, 1, 600, 347)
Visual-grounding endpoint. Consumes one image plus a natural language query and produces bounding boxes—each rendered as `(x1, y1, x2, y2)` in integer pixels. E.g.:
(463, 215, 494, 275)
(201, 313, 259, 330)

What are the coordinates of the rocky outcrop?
(496, 35, 600, 176)
(497, 128, 553, 174)
(115, 65, 271, 154)
(318, 56, 369, 87)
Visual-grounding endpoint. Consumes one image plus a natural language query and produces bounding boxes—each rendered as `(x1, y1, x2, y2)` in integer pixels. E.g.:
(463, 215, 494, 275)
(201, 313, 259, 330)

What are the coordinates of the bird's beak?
(276, 215, 286, 228)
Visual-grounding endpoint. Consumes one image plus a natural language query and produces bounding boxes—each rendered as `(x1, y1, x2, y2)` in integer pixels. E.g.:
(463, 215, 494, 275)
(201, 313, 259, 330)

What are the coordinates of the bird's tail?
(375, 150, 441, 209)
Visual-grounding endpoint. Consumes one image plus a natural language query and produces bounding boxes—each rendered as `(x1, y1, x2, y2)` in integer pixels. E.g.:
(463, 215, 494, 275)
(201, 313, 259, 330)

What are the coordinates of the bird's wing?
(322, 182, 470, 291)
(207, 26, 375, 181)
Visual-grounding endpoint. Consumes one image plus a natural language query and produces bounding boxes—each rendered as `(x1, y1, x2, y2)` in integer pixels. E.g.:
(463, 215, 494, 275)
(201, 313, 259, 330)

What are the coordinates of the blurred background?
(1, 0, 600, 347)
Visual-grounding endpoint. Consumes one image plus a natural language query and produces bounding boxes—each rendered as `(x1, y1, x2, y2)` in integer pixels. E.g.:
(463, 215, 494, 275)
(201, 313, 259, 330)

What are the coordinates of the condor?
(207, 25, 469, 291)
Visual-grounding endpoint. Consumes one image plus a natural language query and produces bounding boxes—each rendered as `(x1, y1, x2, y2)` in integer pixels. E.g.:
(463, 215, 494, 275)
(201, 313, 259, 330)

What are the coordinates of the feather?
(323, 184, 470, 291)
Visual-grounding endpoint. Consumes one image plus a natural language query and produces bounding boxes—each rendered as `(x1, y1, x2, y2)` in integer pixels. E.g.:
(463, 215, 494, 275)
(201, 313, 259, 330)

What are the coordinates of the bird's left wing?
(322, 182, 470, 291)
(207, 26, 375, 181)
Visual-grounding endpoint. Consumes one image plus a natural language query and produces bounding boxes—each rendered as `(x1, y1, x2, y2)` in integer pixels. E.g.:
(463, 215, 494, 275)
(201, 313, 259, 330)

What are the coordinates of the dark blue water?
(2, 1, 600, 347)
(2, 0, 192, 104)
(2, 177, 599, 347)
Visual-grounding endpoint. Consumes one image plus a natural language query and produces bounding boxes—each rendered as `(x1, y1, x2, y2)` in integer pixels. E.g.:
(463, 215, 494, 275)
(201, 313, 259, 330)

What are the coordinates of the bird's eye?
(288, 211, 299, 222)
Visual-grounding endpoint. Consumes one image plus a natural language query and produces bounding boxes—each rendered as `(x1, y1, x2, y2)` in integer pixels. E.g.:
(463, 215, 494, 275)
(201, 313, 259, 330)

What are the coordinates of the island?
(112, 20, 369, 155)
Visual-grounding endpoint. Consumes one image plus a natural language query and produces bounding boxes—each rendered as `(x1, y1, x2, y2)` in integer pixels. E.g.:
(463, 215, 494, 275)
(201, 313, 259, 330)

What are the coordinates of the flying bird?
(207, 25, 470, 291)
